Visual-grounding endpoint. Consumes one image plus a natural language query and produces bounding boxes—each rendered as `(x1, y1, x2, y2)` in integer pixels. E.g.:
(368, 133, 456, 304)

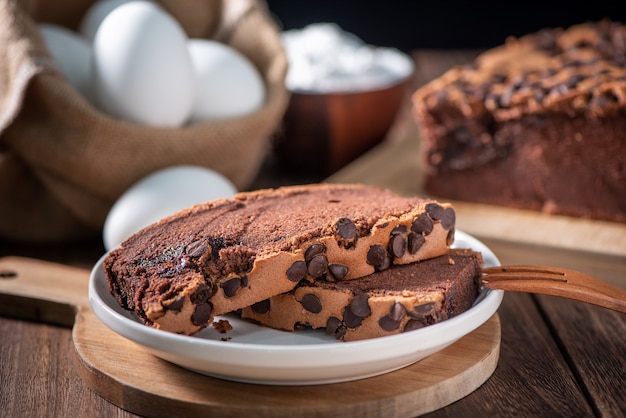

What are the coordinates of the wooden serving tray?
(0, 256, 500, 418)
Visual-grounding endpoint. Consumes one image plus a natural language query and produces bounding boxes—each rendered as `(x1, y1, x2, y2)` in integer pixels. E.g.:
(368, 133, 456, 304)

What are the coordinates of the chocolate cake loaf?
(412, 20, 626, 223)
(241, 248, 483, 341)
(103, 183, 456, 335)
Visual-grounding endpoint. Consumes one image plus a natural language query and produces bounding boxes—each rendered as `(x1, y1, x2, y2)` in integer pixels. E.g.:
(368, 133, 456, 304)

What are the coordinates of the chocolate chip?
(156, 266, 176, 278)
(326, 316, 340, 333)
(533, 89, 546, 103)
(410, 302, 436, 318)
(301, 293, 323, 313)
(432, 89, 449, 106)
(535, 28, 556, 50)
(220, 277, 242, 298)
(591, 92, 615, 107)
(379, 315, 401, 331)
(191, 303, 212, 326)
(350, 293, 371, 317)
(208, 237, 227, 259)
(411, 213, 434, 235)
(366, 244, 387, 267)
(379, 302, 406, 330)
(326, 317, 346, 340)
(430, 311, 443, 324)
(550, 83, 569, 97)
(491, 73, 507, 84)
(447, 229, 455, 246)
(425, 203, 444, 220)
(328, 264, 349, 280)
(335, 217, 356, 239)
(304, 243, 326, 262)
(499, 85, 514, 107)
(407, 232, 425, 254)
(389, 232, 406, 258)
(343, 306, 364, 328)
(390, 301, 407, 322)
(185, 240, 208, 257)
(307, 254, 328, 277)
(251, 299, 270, 314)
(190, 283, 212, 304)
(565, 73, 585, 88)
(286, 260, 307, 282)
(375, 253, 391, 271)
(441, 208, 456, 230)
(162, 296, 184, 311)
(294, 322, 309, 330)
(392, 225, 407, 234)
(403, 319, 425, 332)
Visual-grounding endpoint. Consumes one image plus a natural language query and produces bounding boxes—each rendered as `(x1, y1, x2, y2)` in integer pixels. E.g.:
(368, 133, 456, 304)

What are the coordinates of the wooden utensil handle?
(0, 256, 90, 326)
(483, 265, 626, 314)
(484, 280, 626, 313)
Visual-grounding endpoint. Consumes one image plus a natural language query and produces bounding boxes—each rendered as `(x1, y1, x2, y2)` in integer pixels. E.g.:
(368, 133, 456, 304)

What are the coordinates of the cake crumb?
(213, 319, 233, 333)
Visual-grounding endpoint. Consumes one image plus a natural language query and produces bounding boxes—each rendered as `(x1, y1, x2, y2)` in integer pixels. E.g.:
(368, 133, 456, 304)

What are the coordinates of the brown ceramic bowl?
(275, 49, 414, 177)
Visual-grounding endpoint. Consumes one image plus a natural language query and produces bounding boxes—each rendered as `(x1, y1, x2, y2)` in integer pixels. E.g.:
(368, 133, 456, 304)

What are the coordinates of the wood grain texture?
(491, 239, 626, 418)
(450, 292, 595, 417)
(538, 299, 626, 417)
(0, 256, 500, 418)
(482, 238, 626, 418)
(0, 318, 121, 418)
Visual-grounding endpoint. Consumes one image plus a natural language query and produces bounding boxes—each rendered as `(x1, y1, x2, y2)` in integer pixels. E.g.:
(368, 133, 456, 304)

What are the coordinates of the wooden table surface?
(1, 50, 625, 417)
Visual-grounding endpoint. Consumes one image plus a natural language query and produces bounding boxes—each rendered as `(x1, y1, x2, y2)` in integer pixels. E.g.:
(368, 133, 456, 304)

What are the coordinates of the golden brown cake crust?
(103, 183, 456, 335)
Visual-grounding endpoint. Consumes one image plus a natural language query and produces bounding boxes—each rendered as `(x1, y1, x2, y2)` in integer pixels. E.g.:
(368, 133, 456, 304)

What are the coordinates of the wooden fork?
(482, 265, 626, 314)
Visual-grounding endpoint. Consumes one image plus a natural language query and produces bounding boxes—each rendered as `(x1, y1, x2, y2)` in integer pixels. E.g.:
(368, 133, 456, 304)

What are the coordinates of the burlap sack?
(0, 0, 289, 242)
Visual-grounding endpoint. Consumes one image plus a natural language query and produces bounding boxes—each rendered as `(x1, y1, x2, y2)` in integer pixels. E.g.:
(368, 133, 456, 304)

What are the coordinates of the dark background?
(266, 1, 626, 51)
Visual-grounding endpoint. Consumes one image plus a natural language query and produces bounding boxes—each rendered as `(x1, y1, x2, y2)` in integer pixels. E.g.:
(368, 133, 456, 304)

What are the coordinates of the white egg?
(79, 0, 154, 41)
(103, 166, 237, 251)
(92, 1, 194, 127)
(187, 39, 266, 123)
(38, 23, 94, 101)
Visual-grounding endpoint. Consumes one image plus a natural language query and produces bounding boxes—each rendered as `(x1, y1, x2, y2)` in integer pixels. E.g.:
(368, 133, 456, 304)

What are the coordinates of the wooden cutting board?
(0, 256, 500, 418)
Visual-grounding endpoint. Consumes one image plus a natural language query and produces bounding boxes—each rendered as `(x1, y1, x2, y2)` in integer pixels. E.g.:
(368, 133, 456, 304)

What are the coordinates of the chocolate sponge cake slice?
(103, 183, 456, 335)
(241, 249, 483, 341)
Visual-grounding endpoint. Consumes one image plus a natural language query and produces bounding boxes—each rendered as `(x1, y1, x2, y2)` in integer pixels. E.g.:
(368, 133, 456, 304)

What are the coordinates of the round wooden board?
(73, 309, 500, 418)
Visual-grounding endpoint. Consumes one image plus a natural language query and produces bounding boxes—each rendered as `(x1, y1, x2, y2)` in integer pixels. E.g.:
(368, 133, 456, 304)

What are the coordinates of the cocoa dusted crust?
(412, 20, 626, 223)
(103, 183, 456, 335)
(241, 249, 483, 341)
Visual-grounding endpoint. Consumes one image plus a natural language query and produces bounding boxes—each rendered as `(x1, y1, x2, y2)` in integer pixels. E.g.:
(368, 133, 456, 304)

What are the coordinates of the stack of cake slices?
(103, 183, 483, 341)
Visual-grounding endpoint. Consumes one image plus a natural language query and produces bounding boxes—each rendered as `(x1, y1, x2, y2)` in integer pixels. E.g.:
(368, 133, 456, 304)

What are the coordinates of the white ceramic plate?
(89, 230, 503, 385)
